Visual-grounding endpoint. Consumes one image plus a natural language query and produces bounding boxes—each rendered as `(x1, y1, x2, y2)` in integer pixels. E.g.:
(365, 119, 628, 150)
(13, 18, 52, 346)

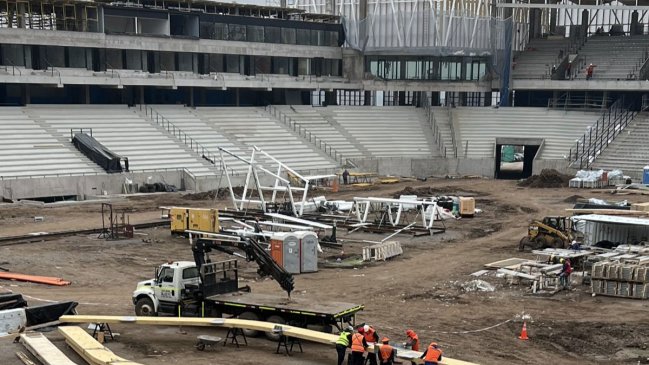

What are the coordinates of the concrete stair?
(591, 112, 649, 180)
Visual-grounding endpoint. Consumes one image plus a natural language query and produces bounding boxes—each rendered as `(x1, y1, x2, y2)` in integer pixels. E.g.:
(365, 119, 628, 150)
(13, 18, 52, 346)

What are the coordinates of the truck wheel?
(238, 312, 260, 337)
(264, 315, 286, 341)
(519, 237, 532, 251)
(135, 297, 156, 316)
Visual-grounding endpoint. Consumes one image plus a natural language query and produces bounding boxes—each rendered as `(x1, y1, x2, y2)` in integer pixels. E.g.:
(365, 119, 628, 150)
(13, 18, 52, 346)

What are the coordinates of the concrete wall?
(351, 157, 496, 178)
(0, 171, 184, 201)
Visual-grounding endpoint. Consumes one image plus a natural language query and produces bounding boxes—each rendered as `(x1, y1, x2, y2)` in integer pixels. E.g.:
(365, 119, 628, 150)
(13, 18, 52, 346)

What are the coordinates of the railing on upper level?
(568, 96, 638, 169)
(139, 104, 238, 176)
(264, 105, 346, 166)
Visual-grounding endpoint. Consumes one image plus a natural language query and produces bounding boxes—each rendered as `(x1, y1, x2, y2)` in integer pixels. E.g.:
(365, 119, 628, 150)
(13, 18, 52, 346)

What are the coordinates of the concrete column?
(189, 87, 194, 107)
(550, 8, 557, 34)
(139, 86, 144, 105)
(84, 85, 90, 104)
(23, 84, 30, 105)
(235, 88, 240, 106)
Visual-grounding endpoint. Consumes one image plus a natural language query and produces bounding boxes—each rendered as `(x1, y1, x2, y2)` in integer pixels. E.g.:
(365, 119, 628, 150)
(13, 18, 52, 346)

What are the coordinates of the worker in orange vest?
(362, 324, 380, 365)
(378, 337, 396, 365)
(404, 329, 420, 351)
(350, 327, 368, 365)
(420, 342, 443, 365)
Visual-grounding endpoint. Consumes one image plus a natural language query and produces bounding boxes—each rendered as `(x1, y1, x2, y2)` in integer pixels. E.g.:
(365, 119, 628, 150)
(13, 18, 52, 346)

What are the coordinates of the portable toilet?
(298, 231, 319, 273)
(270, 232, 300, 274)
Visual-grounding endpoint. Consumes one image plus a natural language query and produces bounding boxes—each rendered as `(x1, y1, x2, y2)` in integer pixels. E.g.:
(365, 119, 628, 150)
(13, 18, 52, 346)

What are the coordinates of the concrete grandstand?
(1, 0, 649, 200)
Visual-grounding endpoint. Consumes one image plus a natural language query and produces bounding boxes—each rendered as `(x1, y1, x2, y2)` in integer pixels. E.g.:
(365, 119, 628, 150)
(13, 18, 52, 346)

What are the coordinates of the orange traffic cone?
(331, 177, 339, 193)
(518, 321, 529, 340)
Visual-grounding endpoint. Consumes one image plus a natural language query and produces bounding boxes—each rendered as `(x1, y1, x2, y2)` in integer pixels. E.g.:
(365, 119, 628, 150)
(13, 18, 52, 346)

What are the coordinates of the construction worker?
(336, 325, 354, 365)
(420, 341, 443, 365)
(558, 258, 573, 290)
(586, 63, 597, 80)
(342, 169, 350, 185)
(362, 324, 380, 365)
(350, 327, 368, 365)
(378, 337, 395, 365)
(404, 329, 420, 351)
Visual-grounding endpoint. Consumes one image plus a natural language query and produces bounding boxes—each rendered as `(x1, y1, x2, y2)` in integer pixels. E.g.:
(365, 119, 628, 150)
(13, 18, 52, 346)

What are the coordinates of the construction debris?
(362, 241, 403, 262)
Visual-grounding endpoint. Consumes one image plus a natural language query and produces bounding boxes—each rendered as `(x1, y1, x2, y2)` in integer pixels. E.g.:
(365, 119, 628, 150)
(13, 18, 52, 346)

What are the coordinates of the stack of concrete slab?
(591, 261, 649, 299)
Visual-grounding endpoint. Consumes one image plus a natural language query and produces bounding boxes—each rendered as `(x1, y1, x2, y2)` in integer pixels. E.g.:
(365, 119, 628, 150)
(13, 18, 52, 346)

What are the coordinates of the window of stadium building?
(197, 22, 338, 47)
(367, 57, 487, 81)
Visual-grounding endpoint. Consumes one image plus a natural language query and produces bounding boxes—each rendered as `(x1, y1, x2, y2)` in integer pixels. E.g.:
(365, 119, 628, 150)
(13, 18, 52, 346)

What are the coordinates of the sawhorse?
(91, 323, 115, 342)
(276, 334, 303, 355)
(223, 328, 247, 348)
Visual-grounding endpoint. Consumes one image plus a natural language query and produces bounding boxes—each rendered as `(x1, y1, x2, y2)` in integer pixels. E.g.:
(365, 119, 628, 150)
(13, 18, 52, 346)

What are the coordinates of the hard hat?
(346, 325, 354, 332)
(560, 258, 565, 263)
(363, 324, 370, 332)
(382, 337, 390, 343)
(406, 329, 414, 336)
(430, 342, 438, 347)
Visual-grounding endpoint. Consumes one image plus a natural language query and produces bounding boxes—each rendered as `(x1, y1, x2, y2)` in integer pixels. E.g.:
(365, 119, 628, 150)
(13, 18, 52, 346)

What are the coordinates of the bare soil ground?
(1, 179, 649, 365)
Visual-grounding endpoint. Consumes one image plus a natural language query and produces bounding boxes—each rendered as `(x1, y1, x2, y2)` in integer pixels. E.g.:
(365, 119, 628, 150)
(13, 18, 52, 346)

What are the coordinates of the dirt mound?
(518, 169, 573, 188)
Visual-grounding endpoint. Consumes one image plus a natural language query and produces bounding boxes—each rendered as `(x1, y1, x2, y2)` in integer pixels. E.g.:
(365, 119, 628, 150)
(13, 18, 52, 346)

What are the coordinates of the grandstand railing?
(264, 105, 346, 166)
(568, 96, 638, 169)
(140, 104, 238, 176)
(0, 167, 196, 181)
(421, 95, 450, 158)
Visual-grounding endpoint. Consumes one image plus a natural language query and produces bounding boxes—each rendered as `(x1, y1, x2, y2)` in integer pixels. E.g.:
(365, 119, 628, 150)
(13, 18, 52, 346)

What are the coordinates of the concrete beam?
(0, 28, 342, 60)
(513, 79, 649, 91)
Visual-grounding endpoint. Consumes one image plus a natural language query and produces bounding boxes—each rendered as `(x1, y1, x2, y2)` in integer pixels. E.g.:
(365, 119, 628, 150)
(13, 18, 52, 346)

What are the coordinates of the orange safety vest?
(351, 333, 365, 352)
(409, 334, 420, 351)
(424, 345, 443, 362)
(378, 344, 393, 362)
(363, 327, 376, 343)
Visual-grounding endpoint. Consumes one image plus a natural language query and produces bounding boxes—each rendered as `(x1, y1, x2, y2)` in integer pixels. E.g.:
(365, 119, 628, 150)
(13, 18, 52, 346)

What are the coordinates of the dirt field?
(1, 178, 649, 365)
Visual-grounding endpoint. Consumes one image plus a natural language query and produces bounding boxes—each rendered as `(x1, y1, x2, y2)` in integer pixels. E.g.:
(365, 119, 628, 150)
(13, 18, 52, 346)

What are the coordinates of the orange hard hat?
(406, 329, 414, 336)
(382, 337, 390, 343)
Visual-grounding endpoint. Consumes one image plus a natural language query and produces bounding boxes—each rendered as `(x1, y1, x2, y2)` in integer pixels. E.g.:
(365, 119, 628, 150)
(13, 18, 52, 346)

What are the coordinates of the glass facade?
(366, 56, 489, 81)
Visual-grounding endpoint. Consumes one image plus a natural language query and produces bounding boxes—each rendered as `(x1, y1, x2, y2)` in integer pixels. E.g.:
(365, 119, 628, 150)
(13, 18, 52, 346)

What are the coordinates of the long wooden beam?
(58, 326, 142, 365)
(20, 332, 78, 365)
(59, 315, 478, 365)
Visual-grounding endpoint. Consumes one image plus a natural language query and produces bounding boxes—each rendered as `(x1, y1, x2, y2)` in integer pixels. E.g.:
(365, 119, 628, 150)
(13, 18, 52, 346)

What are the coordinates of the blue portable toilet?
(644, 166, 649, 184)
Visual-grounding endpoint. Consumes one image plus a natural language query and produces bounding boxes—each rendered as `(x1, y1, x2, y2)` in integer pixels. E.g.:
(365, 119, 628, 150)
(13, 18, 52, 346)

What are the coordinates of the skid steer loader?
(519, 216, 576, 251)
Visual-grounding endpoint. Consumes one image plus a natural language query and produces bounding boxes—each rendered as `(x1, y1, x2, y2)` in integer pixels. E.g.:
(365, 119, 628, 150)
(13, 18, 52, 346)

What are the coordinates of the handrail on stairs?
(568, 96, 638, 169)
(138, 104, 237, 176)
(263, 105, 347, 166)
(421, 94, 448, 158)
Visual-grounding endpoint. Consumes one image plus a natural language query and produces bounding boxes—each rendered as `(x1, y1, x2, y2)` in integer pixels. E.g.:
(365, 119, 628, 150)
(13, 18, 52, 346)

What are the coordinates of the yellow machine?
(168, 207, 220, 234)
(519, 216, 575, 251)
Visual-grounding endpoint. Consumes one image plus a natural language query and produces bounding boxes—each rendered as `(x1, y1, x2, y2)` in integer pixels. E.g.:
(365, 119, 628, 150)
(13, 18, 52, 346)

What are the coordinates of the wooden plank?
(58, 326, 142, 365)
(59, 316, 477, 365)
(20, 332, 78, 365)
(497, 268, 539, 280)
(15, 352, 37, 365)
(566, 208, 649, 216)
(484, 258, 529, 269)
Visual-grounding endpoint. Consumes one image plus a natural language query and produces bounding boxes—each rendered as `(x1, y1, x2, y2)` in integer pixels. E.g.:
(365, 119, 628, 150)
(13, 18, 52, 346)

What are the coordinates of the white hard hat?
(363, 325, 370, 332)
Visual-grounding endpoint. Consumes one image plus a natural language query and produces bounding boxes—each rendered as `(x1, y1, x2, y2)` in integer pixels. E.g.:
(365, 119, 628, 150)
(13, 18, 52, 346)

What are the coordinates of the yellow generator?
(169, 207, 220, 234)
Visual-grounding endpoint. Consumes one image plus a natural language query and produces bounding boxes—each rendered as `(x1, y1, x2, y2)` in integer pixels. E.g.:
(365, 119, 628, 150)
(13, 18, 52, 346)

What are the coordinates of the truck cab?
(132, 261, 200, 316)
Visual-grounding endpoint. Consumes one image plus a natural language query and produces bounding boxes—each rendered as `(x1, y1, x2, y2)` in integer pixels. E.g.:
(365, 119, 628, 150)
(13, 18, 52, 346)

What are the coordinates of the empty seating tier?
(453, 107, 600, 159)
(0, 107, 102, 178)
(27, 105, 215, 177)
